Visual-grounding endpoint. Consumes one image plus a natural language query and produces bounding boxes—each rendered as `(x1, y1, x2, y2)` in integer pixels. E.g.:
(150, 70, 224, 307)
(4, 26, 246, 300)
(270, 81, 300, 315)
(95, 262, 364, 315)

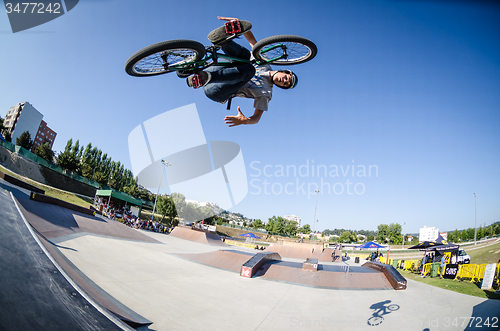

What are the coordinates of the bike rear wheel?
(125, 40, 206, 77)
(367, 316, 383, 326)
(252, 35, 317, 66)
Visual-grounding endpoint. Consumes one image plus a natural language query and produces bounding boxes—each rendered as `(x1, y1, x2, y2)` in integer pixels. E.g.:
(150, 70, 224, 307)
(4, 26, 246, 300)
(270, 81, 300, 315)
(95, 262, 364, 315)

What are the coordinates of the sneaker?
(207, 20, 252, 46)
(186, 71, 211, 89)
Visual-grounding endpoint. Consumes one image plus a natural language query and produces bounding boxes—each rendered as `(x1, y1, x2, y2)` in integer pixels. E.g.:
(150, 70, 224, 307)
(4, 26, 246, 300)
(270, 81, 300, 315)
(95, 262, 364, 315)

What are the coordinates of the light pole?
(313, 189, 320, 243)
(151, 160, 171, 222)
(474, 193, 477, 246)
(402, 222, 406, 249)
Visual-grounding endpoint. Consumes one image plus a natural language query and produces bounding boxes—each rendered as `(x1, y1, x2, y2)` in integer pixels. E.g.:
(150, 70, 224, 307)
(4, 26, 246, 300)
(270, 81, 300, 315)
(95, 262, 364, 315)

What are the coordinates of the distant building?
(419, 226, 439, 242)
(3, 102, 57, 152)
(32, 120, 57, 151)
(439, 232, 448, 241)
(284, 214, 301, 227)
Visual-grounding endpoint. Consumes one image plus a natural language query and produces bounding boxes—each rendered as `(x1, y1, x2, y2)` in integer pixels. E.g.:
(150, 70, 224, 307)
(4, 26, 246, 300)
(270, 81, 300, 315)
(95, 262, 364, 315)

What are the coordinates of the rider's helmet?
(271, 69, 298, 89)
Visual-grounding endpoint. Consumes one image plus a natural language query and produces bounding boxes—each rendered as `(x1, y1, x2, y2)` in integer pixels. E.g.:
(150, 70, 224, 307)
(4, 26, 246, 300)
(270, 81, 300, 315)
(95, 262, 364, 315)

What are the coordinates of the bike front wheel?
(252, 35, 317, 66)
(125, 40, 206, 77)
(387, 304, 400, 312)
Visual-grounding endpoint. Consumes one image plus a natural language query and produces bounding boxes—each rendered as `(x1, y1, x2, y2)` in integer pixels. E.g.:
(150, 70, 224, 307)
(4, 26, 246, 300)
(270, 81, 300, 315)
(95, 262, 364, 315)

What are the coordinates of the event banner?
(442, 264, 459, 279)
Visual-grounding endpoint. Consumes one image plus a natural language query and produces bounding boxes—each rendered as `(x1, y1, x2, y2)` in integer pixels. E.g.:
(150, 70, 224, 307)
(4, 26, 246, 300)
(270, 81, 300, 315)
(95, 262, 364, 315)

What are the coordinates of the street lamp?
(474, 193, 477, 246)
(402, 222, 406, 249)
(313, 189, 320, 243)
(151, 160, 171, 222)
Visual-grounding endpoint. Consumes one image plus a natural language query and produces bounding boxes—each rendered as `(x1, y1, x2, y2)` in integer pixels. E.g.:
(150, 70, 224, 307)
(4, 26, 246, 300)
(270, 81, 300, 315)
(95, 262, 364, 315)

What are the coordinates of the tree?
(265, 217, 275, 233)
(388, 223, 402, 244)
(486, 225, 494, 237)
(170, 192, 186, 220)
(34, 143, 55, 162)
(377, 224, 390, 243)
(16, 131, 33, 150)
(349, 232, 358, 243)
(252, 219, 263, 229)
(3, 131, 11, 142)
(0, 116, 5, 135)
(298, 224, 311, 234)
(56, 150, 79, 172)
(494, 224, 500, 235)
(340, 231, 351, 243)
(272, 217, 285, 234)
(284, 220, 298, 236)
(156, 195, 178, 226)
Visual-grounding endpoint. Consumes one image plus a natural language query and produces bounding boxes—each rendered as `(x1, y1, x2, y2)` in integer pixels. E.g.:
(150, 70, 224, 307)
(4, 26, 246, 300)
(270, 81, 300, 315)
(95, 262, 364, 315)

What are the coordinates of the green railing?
(1, 142, 152, 207)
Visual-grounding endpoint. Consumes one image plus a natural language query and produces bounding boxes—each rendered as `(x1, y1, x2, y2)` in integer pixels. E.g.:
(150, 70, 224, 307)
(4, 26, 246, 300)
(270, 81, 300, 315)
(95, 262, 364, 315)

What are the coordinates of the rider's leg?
(203, 63, 255, 102)
(220, 40, 251, 60)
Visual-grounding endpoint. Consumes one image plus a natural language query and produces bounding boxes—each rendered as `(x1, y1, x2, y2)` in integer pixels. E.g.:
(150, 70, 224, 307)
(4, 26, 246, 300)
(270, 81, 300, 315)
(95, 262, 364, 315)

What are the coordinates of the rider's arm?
(224, 107, 263, 127)
(243, 30, 257, 48)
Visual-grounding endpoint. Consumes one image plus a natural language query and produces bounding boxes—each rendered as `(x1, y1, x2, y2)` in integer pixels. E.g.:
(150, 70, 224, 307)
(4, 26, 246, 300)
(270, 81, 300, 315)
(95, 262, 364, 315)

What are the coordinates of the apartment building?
(3, 102, 57, 151)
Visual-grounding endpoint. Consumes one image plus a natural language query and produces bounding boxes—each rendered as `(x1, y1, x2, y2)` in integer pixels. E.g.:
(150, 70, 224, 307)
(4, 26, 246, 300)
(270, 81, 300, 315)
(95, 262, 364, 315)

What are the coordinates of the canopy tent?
(96, 189, 143, 215)
(408, 234, 459, 263)
(408, 234, 450, 250)
(357, 241, 386, 249)
(239, 233, 261, 239)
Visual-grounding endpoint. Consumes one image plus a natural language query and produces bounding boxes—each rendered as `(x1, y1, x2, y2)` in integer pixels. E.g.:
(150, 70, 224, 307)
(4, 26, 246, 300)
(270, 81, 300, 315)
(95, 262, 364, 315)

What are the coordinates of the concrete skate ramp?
(175, 250, 254, 272)
(0, 189, 129, 331)
(264, 243, 335, 262)
(11, 194, 155, 328)
(170, 226, 227, 246)
(255, 261, 393, 290)
(15, 196, 158, 243)
(175, 249, 392, 290)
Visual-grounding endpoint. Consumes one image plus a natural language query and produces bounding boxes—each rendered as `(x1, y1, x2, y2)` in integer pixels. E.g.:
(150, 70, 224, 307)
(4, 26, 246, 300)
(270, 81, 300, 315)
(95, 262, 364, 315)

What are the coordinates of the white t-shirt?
(234, 63, 273, 111)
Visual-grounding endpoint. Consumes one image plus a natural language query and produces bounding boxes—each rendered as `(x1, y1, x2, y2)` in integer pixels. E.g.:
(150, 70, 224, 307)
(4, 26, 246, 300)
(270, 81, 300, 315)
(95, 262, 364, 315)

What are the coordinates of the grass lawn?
(468, 241, 500, 265)
(400, 241, 500, 299)
(1, 165, 93, 208)
(401, 269, 500, 300)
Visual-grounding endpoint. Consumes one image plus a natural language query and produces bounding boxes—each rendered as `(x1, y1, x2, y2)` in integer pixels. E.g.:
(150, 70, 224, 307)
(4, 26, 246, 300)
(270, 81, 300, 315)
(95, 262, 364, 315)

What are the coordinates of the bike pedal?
(225, 20, 241, 34)
(191, 74, 203, 89)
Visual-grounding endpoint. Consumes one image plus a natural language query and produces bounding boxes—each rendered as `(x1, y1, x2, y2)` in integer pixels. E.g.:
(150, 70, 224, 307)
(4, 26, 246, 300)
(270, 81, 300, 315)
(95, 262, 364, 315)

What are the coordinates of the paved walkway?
(1, 176, 499, 330)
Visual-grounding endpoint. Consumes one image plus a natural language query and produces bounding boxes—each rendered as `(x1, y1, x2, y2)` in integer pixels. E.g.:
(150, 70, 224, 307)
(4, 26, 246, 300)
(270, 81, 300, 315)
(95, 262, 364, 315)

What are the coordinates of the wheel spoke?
(259, 42, 312, 63)
(133, 49, 198, 75)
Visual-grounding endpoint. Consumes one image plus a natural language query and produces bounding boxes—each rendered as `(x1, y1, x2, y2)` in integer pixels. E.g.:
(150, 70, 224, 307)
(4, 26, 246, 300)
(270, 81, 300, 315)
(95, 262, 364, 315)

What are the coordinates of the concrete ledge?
(241, 252, 281, 278)
(29, 192, 95, 217)
(0, 170, 45, 194)
(303, 258, 319, 271)
(363, 261, 407, 290)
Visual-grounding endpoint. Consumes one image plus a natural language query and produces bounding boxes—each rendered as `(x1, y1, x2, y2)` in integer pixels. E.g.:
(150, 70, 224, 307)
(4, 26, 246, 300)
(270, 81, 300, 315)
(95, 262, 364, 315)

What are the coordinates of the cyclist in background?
(186, 16, 298, 127)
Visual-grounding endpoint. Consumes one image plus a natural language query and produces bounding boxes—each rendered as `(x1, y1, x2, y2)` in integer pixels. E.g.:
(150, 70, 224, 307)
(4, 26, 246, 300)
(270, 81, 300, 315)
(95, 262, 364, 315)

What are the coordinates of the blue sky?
(1, 0, 499, 234)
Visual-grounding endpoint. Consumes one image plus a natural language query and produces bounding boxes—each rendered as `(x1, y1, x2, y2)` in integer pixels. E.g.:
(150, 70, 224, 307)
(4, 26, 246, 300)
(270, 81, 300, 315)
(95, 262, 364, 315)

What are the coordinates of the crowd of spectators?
(95, 197, 174, 234)
(121, 216, 173, 234)
(368, 250, 383, 262)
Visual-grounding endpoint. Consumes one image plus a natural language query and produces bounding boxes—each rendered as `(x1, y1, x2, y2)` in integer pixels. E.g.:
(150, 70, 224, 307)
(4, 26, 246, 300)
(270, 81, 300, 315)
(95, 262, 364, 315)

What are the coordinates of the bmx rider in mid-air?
(186, 16, 299, 127)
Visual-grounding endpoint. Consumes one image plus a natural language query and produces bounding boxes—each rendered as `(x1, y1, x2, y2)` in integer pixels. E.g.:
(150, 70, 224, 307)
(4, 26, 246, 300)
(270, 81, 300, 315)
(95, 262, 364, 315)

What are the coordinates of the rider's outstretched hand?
(224, 107, 248, 127)
(224, 107, 263, 127)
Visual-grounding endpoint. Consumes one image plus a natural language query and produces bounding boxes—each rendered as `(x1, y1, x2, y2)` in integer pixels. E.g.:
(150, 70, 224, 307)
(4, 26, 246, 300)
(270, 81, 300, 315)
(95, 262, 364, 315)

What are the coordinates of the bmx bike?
(125, 31, 317, 77)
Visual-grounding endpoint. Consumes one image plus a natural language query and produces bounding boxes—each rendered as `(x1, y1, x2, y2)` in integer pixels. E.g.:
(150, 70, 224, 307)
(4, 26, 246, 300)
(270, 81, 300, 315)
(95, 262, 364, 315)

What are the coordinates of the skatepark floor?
(1, 176, 499, 331)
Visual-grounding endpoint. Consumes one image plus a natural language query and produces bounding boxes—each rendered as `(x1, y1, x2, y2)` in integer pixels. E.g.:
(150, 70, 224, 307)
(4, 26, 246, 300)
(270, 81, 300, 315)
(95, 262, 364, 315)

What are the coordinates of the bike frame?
(168, 43, 287, 72)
